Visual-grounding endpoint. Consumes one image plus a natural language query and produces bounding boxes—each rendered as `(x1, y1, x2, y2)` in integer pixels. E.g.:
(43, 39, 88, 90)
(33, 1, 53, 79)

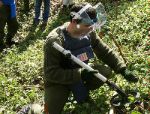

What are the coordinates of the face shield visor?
(93, 3, 107, 30)
(72, 3, 107, 31)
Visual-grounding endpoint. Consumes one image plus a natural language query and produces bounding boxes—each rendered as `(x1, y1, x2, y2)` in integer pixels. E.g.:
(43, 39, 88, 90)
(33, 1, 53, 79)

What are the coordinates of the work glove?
(81, 69, 98, 81)
(120, 68, 138, 83)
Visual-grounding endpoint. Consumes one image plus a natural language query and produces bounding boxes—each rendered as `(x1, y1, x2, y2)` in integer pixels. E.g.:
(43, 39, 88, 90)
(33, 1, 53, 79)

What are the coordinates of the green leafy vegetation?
(0, 0, 149, 113)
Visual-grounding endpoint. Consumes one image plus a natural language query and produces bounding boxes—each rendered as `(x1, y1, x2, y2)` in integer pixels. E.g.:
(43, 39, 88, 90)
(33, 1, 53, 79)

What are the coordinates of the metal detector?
(52, 42, 150, 114)
(52, 42, 127, 97)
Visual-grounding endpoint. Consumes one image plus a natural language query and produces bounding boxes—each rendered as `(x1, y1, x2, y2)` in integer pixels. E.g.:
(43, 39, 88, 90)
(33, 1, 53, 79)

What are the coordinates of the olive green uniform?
(44, 23, 126, 114)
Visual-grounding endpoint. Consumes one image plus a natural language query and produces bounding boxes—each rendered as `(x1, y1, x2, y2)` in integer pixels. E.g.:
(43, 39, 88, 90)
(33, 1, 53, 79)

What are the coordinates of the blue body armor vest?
(61, 29, 94, 103)
(62, 29, 94, 68)
(2, 0, 16, 18)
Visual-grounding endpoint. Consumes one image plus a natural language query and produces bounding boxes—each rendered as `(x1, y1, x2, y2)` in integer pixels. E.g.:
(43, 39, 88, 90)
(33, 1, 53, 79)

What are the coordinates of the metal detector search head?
(109, 90, 150, 113)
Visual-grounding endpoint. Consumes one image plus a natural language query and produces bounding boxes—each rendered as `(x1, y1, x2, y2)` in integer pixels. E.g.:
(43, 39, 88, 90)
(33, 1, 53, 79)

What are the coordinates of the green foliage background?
(0, 0, 149, 113)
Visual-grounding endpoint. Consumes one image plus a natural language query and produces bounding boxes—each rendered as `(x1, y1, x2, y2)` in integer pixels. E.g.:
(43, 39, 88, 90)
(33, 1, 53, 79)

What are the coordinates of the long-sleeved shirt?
(44, 23, 126, 87)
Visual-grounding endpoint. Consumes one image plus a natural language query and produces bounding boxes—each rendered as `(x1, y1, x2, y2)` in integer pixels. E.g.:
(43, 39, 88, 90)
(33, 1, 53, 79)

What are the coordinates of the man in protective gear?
(44, 2, 138, 114)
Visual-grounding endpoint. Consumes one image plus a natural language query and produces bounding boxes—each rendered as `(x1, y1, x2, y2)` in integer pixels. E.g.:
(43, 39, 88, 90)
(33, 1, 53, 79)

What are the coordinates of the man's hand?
(0, 1, 3, 8)
(81, 69, 98, 81)
(120, 68, 138, 83)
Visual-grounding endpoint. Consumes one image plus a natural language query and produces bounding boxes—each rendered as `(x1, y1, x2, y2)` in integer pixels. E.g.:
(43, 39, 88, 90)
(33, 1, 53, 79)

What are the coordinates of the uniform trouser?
(44, 64, 112, 114)
(34, 0, 50, 22)
(0, 5, 18, 45)
(62, 0, 73, 6)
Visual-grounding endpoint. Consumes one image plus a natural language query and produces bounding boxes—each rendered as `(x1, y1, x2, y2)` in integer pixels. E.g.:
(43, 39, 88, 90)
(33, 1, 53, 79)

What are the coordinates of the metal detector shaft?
(52, 42, 127, 97)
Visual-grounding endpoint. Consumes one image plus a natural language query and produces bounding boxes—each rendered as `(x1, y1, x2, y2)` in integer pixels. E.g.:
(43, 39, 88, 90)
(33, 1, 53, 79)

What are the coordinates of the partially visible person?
(0, 0, 19, 51)
(33, 0, 50, 29)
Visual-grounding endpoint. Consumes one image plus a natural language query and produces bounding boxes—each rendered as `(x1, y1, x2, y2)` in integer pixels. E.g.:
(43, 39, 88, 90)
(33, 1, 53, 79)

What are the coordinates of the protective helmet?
(70, 2, 107, 31)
